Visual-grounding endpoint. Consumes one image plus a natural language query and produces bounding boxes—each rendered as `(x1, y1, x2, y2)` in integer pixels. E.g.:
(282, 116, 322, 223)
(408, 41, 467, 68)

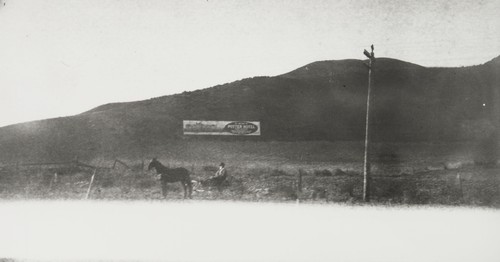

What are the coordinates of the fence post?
(456, 173, 463, 200)
(297, 169, 303, 193)
(85, 169, 97, 199)
(49, 172, 57, 190)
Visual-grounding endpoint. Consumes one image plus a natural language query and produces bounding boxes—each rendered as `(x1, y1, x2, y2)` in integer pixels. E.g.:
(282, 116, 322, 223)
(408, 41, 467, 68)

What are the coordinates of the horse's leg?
(161, 180, 168, 198)
(186, 178, 193, 199)
(181, 181, 187, 199)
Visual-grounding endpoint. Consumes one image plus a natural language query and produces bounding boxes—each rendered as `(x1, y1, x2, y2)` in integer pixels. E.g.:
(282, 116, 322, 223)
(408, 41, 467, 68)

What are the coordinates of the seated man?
(203, 162, 227, 192)
(212, 162, 227, 183)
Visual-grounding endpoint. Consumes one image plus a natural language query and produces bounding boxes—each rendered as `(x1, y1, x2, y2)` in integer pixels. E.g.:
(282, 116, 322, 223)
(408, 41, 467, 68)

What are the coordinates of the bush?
(225, 176, 246, 198)
(100, 177, 115, 188)
(372, 178, 410, 203)
(437, 183, 463, 204)
(339, 181, 355, 197)
(412, 190, 432, 204)
(334, 168, 347, 176)
(138, 179, 156, 189)
(469, 181, 500, 206)
(314, 169, 333, 177)
(311, 187, 328, 200)
(270, 184, 297, 200)
(270, 169, 290, 177)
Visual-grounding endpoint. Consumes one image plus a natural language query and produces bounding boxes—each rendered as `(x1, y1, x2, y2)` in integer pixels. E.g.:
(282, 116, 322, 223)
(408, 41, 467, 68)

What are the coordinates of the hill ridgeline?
(0, 56, 499, 162)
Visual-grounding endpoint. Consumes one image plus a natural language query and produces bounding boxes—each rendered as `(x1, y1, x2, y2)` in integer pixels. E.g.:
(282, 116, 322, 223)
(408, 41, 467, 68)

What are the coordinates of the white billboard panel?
(183, 120, 261, 136)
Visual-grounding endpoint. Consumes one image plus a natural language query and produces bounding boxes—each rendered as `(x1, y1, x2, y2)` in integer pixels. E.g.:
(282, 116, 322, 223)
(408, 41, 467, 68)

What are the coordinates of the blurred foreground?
(0, 200, 499, 262)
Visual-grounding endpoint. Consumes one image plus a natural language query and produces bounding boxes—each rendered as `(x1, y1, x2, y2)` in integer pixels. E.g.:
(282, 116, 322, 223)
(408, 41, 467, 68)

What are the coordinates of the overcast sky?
(0, 0, 499, 127)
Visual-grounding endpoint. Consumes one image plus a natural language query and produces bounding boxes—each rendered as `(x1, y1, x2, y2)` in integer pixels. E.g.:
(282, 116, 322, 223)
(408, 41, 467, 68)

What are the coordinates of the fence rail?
(0, 160, 110, 172)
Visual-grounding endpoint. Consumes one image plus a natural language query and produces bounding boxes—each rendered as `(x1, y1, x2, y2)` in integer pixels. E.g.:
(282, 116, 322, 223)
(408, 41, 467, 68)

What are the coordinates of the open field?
(1, 141, 499, 207)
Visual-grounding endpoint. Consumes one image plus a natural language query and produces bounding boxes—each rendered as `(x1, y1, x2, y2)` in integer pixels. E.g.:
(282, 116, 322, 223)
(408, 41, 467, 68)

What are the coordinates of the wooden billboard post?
(363, 45, 375, 202)
(297, 169, 303, 193)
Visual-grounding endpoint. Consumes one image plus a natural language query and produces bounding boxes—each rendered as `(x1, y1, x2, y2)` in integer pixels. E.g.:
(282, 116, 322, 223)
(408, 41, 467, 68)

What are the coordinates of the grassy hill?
(0, 56, 499, 163)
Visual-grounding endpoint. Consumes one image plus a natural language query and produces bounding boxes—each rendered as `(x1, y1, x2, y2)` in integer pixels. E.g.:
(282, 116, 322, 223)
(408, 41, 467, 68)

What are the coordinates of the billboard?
(183, 120, 261, 136)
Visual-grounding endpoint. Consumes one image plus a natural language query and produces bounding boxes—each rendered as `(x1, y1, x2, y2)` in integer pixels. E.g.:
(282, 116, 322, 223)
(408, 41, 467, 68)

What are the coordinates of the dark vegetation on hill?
(0, 56, 499, 163)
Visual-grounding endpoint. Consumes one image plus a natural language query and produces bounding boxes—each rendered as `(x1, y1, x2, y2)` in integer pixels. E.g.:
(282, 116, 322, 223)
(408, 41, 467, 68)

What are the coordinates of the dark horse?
(148, 158, 192, 199)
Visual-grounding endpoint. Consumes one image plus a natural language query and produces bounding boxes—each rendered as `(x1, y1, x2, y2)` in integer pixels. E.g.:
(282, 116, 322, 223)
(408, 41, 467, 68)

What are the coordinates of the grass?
(0, 141, 498, 206)
(1, 161, 499, 207)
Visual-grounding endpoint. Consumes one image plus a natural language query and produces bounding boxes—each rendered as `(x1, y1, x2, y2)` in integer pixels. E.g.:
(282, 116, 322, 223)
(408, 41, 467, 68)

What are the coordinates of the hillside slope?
(0, 56, 499, 163)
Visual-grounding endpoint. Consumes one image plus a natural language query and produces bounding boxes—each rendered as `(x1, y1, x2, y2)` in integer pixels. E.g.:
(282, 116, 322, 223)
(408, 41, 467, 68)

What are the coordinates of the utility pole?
(363, 45, 375, 202)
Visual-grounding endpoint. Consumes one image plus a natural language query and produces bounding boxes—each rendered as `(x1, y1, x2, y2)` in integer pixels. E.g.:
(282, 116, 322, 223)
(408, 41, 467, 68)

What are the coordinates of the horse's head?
(148, 158, 159, 171)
